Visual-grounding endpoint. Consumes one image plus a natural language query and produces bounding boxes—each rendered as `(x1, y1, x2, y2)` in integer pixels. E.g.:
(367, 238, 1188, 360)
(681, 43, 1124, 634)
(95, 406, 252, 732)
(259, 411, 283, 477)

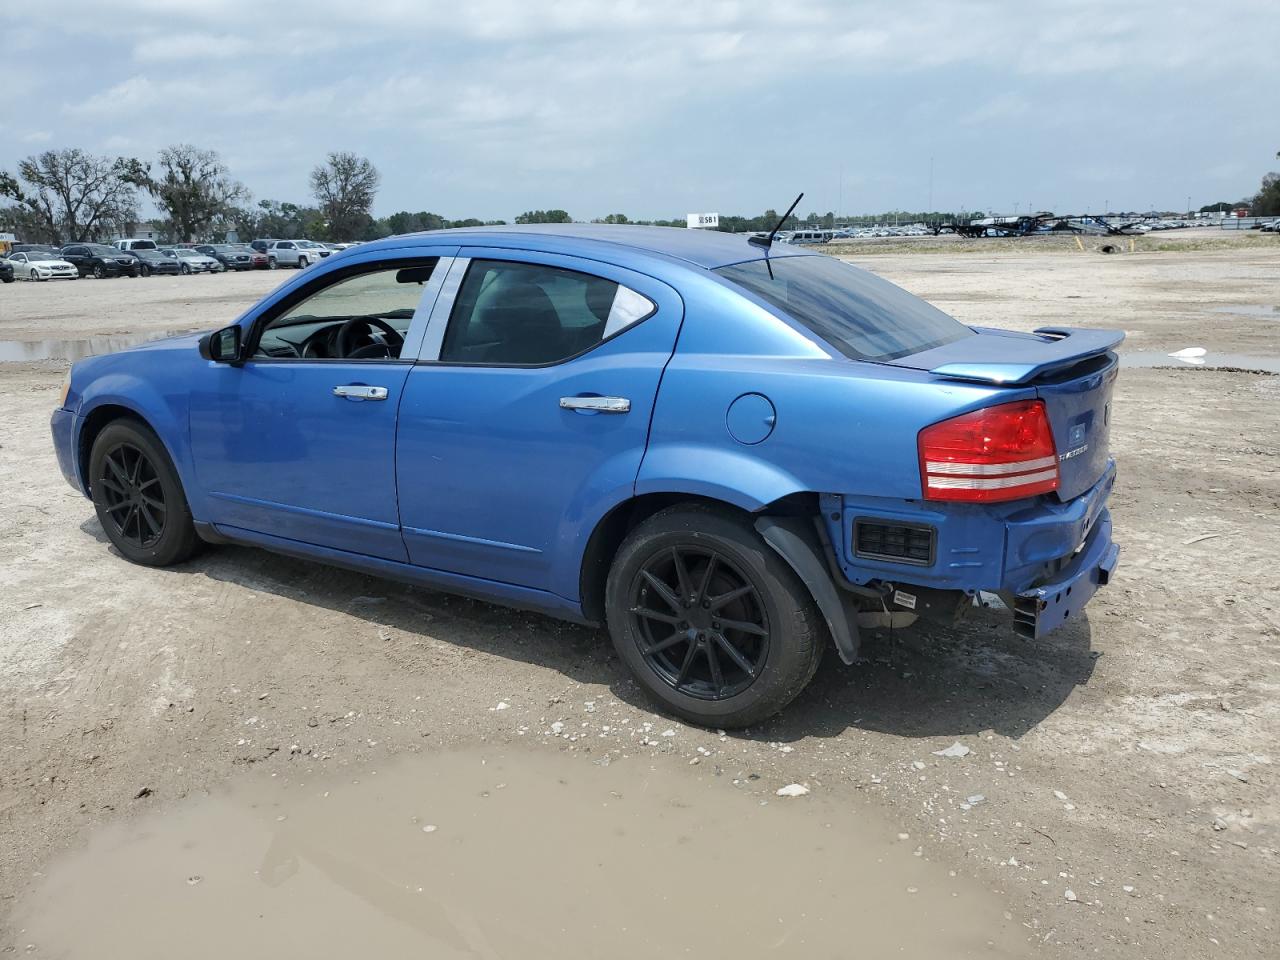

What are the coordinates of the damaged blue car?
(51, 224, 1120, 726)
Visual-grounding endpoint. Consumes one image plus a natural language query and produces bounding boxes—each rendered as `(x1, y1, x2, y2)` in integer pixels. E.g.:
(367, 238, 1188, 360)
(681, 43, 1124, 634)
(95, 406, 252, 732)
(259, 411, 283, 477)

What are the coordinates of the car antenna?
(749, 192, 804, 249)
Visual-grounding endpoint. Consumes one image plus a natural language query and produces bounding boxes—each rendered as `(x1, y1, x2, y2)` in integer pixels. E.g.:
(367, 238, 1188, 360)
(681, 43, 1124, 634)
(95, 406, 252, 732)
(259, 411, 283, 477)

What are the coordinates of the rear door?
(396, 250, 683, 597)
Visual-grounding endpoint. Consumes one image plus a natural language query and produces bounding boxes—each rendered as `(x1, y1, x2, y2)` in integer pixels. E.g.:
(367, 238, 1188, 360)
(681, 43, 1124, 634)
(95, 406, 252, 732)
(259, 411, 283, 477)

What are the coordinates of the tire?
(268, 257, 278, 270)
(89, 419, 201, 567)
(140, 265, 151, 277)
(93, 264, 106, 279)
(297, 256, 308, 269)
(181, 264, 191, 275)
(605, 504, 824, 728)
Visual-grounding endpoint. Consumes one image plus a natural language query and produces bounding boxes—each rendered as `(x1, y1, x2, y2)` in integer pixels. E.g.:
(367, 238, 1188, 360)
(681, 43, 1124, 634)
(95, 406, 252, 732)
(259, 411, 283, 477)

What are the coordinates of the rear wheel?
(89, 420, 201, 567)
(605, 505, 824, 728)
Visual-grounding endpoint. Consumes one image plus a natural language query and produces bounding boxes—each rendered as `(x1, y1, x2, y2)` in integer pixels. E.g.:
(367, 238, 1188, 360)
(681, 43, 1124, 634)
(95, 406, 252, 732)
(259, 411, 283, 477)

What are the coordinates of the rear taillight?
(918, 399, 1059, 502)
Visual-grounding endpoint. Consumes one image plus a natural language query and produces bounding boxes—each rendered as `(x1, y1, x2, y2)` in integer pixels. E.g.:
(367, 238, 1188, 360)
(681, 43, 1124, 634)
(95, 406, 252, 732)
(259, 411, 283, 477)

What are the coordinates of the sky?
(1, 0, 1277, 221)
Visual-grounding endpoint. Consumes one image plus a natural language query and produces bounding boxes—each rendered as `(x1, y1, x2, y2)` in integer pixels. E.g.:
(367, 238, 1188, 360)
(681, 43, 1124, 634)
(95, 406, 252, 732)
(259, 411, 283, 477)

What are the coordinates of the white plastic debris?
(912, 760, 926, 770)
(932, 742, 971, 758)
(422, 824, 437, 833)
(1064, 889, 1078, 902)
(550, 721, 565, 735)
(1053, 790, 1070, 801)
(966, 794, 986, 805)
(1168, 347, 1207, 358)
(775, 783, 810, 798)
(492, 701, 510, 711)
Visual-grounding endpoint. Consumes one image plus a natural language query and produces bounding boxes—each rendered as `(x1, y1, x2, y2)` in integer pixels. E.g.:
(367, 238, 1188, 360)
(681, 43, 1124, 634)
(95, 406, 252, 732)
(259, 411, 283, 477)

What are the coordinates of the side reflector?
(918, 400, 1059, 502)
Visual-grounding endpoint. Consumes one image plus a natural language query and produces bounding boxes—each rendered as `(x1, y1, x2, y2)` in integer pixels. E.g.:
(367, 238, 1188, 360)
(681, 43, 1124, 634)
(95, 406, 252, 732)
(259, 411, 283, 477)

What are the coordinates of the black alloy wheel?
(89, 420, 201, 567)
(605, 505, 824, 727)
(96, 442, 166, 549)
(629, 546, 769, 701)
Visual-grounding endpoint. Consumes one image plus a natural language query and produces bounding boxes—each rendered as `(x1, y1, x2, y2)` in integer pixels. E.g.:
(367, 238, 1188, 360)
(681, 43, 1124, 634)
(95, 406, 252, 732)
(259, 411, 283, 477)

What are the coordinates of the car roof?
(359, 223, 809, 270)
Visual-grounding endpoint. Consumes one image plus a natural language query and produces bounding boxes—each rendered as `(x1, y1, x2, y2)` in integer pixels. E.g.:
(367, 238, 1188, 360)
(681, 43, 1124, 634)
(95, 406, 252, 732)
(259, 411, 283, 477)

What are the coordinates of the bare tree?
(147, 145, 249, 242)
(310, 152, 380, 241)
(0, 149, 146, 244)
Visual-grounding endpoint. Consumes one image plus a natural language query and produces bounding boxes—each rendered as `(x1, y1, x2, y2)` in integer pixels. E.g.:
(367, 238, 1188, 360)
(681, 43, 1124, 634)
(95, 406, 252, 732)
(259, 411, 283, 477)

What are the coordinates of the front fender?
(634, 443, 805, 512)
(76, 375, 194, 505)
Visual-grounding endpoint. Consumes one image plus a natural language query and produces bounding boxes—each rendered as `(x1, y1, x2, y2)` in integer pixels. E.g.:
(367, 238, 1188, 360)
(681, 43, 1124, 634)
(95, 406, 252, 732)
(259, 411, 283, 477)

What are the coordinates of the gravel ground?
(1, 241, 1277, 956)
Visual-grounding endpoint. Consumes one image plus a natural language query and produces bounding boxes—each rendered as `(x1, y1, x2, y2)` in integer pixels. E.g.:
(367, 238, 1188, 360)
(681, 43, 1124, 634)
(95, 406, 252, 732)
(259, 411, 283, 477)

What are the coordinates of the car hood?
(34, 259, 76, 269)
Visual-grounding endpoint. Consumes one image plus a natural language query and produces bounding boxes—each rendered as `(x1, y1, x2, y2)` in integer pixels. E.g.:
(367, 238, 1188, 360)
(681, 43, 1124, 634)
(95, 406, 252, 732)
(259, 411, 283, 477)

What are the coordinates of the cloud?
(6, 0, 1278, 218)
(20, 131, 53, 144)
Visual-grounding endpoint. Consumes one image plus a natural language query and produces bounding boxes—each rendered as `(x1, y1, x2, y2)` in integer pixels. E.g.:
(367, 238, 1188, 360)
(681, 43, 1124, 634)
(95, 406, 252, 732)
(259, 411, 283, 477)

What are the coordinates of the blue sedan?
(50, 225, 1120, 726)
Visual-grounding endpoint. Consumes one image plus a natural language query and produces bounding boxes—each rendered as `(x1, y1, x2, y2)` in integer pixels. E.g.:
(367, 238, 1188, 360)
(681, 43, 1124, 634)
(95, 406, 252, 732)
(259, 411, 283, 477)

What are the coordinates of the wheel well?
(77, 405, 149, 493)
(577, 491, 819, 623)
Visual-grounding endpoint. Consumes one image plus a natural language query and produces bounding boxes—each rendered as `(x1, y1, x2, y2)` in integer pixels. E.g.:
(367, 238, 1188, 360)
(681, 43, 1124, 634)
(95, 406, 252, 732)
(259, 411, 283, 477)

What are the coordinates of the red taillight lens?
(918, 400, 1059, 502)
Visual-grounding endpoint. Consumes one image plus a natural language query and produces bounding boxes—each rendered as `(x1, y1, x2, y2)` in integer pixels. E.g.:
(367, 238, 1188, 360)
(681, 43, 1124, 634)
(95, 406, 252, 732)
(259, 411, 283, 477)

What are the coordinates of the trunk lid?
(890, 326, 1122, 501)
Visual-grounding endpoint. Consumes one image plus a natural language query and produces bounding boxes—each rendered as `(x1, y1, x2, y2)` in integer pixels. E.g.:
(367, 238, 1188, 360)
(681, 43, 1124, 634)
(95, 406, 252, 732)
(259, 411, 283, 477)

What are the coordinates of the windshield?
(714, 255, 974, 361)
(27, 252, 60, 261)
(173, 249, 201, 258)
(87, 244, 121, 256)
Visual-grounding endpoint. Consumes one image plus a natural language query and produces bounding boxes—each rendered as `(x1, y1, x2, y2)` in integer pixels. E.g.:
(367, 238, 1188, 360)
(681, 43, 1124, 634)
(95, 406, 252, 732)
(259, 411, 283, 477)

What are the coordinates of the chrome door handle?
(333, 384, 388, 400)
(559, 396, 630, 413)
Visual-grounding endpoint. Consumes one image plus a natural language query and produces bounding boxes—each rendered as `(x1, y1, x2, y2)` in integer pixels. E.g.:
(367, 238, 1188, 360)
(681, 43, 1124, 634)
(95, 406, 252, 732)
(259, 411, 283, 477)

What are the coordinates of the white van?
(112, 239, 159, 252)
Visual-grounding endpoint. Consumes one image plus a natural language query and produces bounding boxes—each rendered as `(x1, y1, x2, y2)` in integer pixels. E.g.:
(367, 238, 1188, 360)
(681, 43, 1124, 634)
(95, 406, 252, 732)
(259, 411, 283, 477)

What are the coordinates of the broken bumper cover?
(1011, 511, 1118, 639)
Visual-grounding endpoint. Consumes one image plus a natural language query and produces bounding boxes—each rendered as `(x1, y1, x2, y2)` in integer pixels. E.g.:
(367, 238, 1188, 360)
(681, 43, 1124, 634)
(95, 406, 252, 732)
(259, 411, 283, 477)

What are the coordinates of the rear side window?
(440, 260, 655, 366)
(715, 255, 974, 361)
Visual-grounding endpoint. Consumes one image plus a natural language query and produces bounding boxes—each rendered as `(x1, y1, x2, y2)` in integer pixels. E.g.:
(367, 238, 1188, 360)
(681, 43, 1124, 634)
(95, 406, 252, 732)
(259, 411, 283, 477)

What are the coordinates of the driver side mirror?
(201, 324, 243, 363)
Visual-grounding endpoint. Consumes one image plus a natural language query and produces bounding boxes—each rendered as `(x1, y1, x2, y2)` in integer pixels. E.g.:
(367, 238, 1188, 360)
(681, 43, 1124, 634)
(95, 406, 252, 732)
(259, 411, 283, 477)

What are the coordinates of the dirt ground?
(1, 237, 1277, 957)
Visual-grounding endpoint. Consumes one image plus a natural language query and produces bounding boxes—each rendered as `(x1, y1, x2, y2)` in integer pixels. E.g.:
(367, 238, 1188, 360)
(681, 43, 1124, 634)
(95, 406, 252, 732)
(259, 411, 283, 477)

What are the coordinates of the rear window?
(714, 255, 974, 361)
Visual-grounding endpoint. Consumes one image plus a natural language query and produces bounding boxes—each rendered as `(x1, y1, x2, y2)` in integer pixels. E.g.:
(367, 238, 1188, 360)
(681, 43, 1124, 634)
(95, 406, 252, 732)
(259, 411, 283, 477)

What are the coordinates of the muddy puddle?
(12, 748, 1023, 958)
(1120, 351, 1280, 374)
(0, 330, 197, 362)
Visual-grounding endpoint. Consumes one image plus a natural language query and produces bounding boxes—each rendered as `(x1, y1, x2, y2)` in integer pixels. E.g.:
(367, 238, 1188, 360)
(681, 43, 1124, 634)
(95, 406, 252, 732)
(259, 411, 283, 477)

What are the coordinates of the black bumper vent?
(854, 519, 935, 566)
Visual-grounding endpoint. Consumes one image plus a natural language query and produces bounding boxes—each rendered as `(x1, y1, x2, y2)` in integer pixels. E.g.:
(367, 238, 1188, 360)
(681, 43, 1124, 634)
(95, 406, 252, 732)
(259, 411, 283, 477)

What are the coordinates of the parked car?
(195, 244, 261, 271)
(60, 243, 140, 278)
(0, 258, 13, 284)
(112, 239, 160, 252)
(124, 249, 182, 277)
(49, 226, 1121, 727)
(8, 250, 79, 281)
(160, 248, 224, 274)
(264, 239, 331, 269)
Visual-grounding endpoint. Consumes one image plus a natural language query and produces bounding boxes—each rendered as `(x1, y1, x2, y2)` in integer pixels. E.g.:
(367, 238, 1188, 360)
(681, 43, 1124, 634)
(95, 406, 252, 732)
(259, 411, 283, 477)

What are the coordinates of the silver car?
(161, 248, 225, 275)
(265, 239, 332, 269)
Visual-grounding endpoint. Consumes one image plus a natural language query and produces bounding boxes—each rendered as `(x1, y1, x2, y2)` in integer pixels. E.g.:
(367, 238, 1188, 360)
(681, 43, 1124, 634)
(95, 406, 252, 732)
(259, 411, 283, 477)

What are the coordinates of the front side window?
(254, 261, 437, 361)
(714, 254, 974, 361)
(440, 260, 654, 365)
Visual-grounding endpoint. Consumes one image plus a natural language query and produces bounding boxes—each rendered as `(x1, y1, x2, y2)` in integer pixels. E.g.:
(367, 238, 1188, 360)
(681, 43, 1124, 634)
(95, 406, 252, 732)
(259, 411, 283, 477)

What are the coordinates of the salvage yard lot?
(1, 238, 1277, 956)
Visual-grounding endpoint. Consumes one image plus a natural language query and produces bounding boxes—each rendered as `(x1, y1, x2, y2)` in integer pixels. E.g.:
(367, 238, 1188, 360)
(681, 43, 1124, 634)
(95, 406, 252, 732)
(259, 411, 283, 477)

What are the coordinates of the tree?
(0, 148, 146, 244)
(1199, 202, 1233, 214)
(514, 209, 572, 224)
(1252, 172, 1280, 217)
(148, 145, 248, 242)
(310, 152, 380, 241)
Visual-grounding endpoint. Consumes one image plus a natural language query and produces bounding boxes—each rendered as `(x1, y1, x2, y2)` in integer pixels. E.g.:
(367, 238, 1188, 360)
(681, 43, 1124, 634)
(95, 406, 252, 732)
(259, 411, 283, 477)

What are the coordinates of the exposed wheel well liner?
(577, 491, 822, 624)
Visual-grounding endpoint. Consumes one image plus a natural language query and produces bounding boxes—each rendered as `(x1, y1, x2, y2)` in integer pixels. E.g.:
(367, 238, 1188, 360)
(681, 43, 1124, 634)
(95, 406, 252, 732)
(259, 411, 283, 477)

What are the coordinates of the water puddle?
(1120, 351, 1280, 374)
(12, 748, 1022, 958)
(1209, 304, 1279, 319)
(0, 330, 197, 362)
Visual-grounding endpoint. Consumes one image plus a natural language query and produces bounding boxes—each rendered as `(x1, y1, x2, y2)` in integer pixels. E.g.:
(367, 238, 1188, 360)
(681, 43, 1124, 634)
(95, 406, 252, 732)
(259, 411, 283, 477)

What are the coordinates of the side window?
(254, 261, 438, 361)
(439, 259, 655, 366)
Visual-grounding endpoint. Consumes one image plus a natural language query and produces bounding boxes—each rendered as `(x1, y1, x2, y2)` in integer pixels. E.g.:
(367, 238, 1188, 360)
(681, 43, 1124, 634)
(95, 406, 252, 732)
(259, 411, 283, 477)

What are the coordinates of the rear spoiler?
(927, 327, 1124, 385)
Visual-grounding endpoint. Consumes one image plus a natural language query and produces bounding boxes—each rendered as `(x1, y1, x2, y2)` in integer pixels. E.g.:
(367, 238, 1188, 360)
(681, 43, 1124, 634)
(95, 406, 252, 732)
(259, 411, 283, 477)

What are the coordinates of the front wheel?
(180, 264, 191, 275)
(605, 505, 824, 728)
(89, 420, 201, 567)
(297, 256, 309, 269)
(268, 257, 278, 270)
(92, 265, 106, 279)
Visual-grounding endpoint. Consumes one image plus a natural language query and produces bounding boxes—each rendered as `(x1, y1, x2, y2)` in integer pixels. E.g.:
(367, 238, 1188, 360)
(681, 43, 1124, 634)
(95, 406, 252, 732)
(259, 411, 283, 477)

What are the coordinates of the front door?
(396, 251, 683, 597)
(189, 253, 454, 560)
